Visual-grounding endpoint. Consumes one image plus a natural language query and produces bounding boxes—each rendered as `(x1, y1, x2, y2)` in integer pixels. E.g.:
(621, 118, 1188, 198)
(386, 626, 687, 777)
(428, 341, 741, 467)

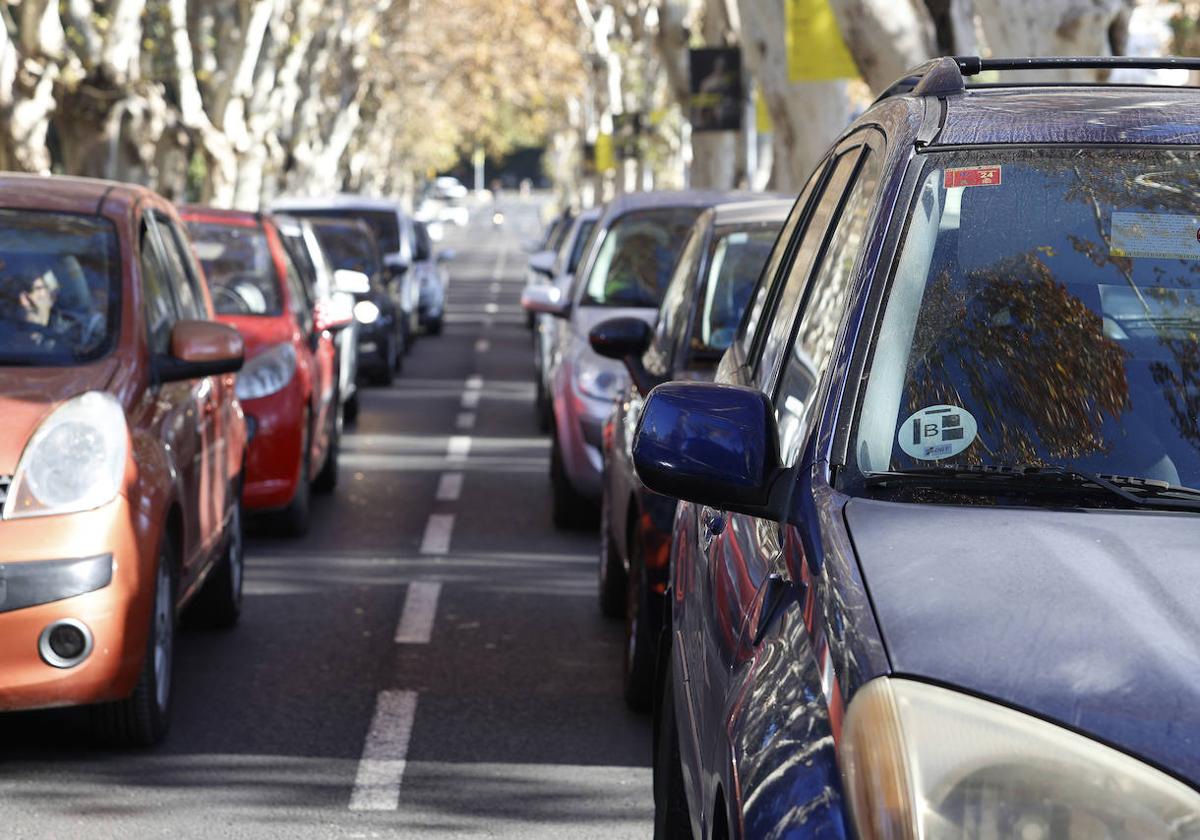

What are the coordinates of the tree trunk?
(971, 0, 1128, 80)
(829, 0, 936, 92)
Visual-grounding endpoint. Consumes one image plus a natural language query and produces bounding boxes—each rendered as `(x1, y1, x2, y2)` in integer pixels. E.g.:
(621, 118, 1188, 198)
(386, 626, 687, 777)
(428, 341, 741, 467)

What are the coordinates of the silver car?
(523, 191, 751, 528)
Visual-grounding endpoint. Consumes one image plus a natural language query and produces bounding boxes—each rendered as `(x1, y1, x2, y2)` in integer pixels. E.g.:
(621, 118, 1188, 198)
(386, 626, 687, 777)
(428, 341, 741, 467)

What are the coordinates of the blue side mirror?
(633, 381, 785, 517)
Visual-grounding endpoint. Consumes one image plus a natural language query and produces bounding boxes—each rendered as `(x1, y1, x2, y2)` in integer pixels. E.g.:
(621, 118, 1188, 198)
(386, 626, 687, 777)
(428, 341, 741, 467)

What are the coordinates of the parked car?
(271, 195, 421, 350)
(275, 215, 361, 423)
(633, 56, 1200, 839)
(529, 206, 602, 431)
(412, 219, 453, 335)
(182, 207, 346, 538)
(523, 210, 576, 329)
(308, 217, 405, 385)
(591, 198, 789, 709)
(522, 191, 753, 529)
(0, 175, 246, 746)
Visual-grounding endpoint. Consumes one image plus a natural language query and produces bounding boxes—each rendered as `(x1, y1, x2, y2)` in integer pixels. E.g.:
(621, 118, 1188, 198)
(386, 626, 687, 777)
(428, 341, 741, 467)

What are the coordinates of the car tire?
(427, 316, 443, 336)
(277, 421, 311, 538)
(598, 489, 625, 618)
(551, 434, 596, 530)
(344, 392, 359, 425)
(313, 400, 341, 494)
(91, 540, 176, 747)
(623, 541, 656, 712)
(186, 487, 244, 629)
(653, 645, 695, 840)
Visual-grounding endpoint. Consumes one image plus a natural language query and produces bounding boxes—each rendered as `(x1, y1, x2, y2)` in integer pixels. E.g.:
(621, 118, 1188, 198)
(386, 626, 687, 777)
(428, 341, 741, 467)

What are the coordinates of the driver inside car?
(18, 269, 58, 327)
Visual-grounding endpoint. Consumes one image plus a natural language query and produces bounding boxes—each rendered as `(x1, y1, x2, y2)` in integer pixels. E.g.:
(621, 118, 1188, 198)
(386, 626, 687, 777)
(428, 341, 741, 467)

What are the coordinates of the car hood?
(0, 359, 122, 473)
(216, 315, 296, 360)
(845, 497, 1200, 782)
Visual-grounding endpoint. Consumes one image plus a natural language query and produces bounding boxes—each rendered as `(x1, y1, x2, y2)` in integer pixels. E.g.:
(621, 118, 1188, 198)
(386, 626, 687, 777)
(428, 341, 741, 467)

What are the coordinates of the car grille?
(0, 476, 9, 508)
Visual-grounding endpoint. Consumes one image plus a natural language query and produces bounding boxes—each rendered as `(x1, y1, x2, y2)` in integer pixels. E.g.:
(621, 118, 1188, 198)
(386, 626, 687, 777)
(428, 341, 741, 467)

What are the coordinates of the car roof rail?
(875, 55, 1200, 104)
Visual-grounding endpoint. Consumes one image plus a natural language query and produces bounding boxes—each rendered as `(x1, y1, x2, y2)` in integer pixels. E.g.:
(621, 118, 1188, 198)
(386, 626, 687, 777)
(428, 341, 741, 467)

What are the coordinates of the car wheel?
(313, 400, 341, 494)
(623, 540, 656, 711)
(185, 487, 244, 629)
(551, 433, 596, 530)
(344, 392, 359, 425)
(427, 316, 443, 336)
(598, 489, 625, 618)
(91, 541, 176, 747)
(654, 645, 696, 840)
(277, 421, 311, 537)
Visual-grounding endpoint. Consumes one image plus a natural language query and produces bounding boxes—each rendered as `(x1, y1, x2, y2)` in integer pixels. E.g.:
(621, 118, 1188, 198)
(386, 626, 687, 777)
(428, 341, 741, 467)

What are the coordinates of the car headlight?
(4, 392, 128, 519)
(574, 357, 624, 402)
(842, 678, 1200, 840)
(354, 300, 380, 324)
(236, 342, 296, 400)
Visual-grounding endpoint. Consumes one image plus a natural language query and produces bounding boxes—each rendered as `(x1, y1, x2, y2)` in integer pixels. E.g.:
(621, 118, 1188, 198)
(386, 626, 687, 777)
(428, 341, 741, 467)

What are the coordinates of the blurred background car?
(522, 190, 753, 529)
(0, 175, 245, 746)
(271, 196, 422, 352)
(526, 206, 601, 431)
(182, 207, 348, 538)
(411, 220, 453, 335)
(307, 217, 406, 385)
(522, 209, 575, 329)
(275, 215, 362, 423)
(591, 198, 790, 709)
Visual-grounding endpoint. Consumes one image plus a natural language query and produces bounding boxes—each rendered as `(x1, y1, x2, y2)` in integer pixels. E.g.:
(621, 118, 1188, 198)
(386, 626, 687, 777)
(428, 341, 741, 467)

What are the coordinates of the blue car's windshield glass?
(581, 208, 702, 307)
(853, 148, 1200, 489)
(690, 222, 781, 359)
(0, 210, 119, 365)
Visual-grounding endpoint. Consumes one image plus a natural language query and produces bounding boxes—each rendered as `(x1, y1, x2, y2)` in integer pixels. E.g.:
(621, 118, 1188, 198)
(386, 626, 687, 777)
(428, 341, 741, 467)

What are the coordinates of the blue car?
(634, 56, 1200, 839)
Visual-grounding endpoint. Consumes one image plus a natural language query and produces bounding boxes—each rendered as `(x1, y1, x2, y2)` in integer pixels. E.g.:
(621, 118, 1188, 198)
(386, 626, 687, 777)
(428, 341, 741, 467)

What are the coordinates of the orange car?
(0, 175, 246, 746)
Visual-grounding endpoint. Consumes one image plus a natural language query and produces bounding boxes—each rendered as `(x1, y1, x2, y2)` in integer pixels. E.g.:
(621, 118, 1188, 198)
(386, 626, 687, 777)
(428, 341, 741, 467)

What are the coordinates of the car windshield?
(291, 208, 399, 253)
(581, 208, 702, 307)
(312, 223, 382, 278)
(690, 222, 781, 359)
(0, 210, 119, 365)
(187, 222, 283, 316)
(853, 148, 1200, 490)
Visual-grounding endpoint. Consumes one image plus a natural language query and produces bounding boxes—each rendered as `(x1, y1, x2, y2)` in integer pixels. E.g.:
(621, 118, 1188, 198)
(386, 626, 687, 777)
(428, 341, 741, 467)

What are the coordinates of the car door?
(149, 211, 232, 571)
(138, 212, 208, 589)
(280, 236, 334, 470)
(689, 133, 887, 822)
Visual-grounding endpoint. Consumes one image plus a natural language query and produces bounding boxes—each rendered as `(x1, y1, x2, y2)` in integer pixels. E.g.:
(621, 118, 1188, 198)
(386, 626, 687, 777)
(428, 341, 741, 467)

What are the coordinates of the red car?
(181, 208, 346, 536)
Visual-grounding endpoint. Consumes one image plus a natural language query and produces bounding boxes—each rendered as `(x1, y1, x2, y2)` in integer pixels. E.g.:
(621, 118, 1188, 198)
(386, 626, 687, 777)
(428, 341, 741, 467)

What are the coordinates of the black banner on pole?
(689, 47, 743, 132)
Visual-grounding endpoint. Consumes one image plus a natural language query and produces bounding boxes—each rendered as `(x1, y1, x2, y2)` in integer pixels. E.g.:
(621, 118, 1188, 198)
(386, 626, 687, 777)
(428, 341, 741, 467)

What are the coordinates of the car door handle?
(753, 574, 803, 647)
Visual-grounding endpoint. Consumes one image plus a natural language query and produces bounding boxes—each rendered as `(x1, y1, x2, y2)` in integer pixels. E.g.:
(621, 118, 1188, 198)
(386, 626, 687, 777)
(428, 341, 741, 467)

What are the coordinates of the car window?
(312, 222, 383, 280)
(739, 162, 827, 364)
(149, 213, 207, 321)
(852, 147, 1200, 490)
(290, 209, 400, 254)
(756, 149, 862, 390)
(140, 221, 180, 355)
(186, 221, 284, 317)
(685, 221, 783, 367)
(414, 222, 433, 262)
(0, 210, 121, 366)
(566, 219, 598, 275)
(645, 220, 707, 378)
(776, 149, 883, 466)
(581, 208, 703, 308)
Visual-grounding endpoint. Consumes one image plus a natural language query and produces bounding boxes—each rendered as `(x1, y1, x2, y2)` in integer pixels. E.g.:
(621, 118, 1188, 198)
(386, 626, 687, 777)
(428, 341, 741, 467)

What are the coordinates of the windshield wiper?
(864, 463, 1200, 512)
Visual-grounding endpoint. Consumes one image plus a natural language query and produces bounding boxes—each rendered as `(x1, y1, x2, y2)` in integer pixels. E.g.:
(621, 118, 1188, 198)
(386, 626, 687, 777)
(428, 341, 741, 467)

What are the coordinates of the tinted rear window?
(311, 223, 382, 277)
(288, 208, 399, 253)
(187, 221, 283, 316)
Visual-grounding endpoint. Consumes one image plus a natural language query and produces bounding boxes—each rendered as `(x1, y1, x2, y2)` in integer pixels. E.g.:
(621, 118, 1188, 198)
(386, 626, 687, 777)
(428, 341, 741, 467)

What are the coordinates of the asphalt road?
(0, 197, 653, 839)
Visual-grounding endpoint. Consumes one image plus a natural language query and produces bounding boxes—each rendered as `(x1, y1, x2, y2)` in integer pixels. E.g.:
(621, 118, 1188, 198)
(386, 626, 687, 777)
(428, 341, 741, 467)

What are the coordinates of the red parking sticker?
(944, 166, 1002, 188)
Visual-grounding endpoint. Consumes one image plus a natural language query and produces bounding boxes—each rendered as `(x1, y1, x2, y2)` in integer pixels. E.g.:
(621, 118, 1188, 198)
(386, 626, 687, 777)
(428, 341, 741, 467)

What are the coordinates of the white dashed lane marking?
(436, 472, 463, 501)
(395, 582, 441, 644)
(349, 690, 419, 811)
(447, 435, 472, 462)
(456, 412, 477, 431)
(419, 514, 455, 555)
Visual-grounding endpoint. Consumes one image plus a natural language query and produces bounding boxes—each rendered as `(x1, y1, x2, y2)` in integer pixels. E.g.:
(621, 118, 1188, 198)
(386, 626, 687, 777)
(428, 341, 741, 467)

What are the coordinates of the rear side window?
(186, 221, 284, 316)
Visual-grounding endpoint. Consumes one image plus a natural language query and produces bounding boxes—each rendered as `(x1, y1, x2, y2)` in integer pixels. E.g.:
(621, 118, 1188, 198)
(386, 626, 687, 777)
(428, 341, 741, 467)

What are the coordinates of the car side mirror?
(521, 284, 569, 318)
(333, 269, 370, 295)
(633, 381, 787, 519)
(157, 320, 244, 383)
(589, 317, 660, 397)
(528, 250, 556, 278)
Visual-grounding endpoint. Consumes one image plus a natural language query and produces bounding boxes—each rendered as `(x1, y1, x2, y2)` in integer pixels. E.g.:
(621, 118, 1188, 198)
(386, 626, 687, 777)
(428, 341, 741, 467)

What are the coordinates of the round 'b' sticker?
(898, 405, 978, 461)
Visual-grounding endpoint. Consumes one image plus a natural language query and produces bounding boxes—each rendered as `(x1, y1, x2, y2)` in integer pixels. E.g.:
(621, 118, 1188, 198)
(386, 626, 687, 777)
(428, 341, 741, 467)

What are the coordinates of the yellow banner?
(785, 0, 858, 82)
(755, 84, 773, 134)
(595, 132, 615, 174)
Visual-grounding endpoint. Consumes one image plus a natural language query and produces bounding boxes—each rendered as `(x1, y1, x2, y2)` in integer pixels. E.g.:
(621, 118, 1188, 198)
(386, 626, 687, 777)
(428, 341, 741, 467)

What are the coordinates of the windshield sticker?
(898, 405, 978, 461)
(1110, 211, 1200, 261)
(944, 166, 1001, 189)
